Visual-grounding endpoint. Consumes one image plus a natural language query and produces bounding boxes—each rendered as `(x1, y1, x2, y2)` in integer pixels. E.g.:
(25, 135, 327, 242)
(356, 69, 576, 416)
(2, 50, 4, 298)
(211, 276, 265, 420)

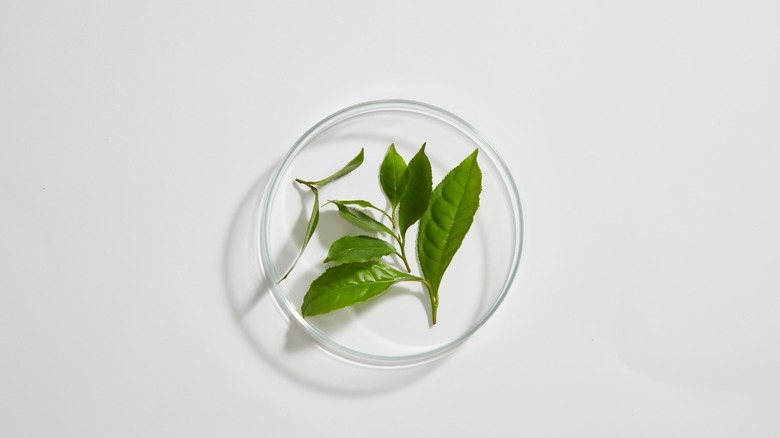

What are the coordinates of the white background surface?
(1, 0, 778, 436)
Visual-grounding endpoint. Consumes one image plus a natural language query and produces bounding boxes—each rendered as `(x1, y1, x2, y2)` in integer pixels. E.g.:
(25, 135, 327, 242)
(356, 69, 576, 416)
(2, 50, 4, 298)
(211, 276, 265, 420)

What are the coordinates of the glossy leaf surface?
(324, 235, 396, 264)
(417, 150, 482, 305)
(301, 262, 421, 316)
(397, 144, 432, 238)
(379, 144, 407, 209)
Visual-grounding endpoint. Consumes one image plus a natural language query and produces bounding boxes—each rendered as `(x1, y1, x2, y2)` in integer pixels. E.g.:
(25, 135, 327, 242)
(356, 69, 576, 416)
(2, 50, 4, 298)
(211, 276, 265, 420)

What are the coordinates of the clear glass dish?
(257, 99, 523, 367)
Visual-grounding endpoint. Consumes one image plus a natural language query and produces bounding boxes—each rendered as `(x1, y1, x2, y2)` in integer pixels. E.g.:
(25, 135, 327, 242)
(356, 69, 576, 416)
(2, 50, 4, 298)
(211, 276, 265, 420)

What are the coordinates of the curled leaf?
(300, 148, 364, 187)
(333, 202, 395, 236)
(279, 148, 363, 283)
(328, 199, 391, 221)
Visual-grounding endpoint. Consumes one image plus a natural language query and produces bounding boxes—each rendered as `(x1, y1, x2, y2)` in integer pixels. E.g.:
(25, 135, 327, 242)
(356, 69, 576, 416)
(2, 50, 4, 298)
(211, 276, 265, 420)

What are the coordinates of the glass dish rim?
(257, 99, 524, 367)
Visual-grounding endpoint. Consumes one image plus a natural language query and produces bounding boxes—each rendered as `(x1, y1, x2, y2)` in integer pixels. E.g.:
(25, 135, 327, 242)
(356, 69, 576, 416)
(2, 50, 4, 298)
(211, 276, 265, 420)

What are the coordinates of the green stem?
(419, 279, 437, 325)
(377, 208, 393, 223)
(389, 204, 412, 273)
(398, 238, 411, 273)
(295, 178, 317, 192)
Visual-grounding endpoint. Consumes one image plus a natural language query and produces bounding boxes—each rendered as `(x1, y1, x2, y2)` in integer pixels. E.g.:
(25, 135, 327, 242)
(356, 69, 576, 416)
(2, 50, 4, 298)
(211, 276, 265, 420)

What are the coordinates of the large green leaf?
(397, 143, 432, 239)
(278, 188, 320, 283)
(379, 143, 408, 210)
(334, 202, 395, 236)
(417, 149, 482, 323)
(300, 148, 364, 187)
(324, 235, 396, 264)
(302, 262, 422, 316)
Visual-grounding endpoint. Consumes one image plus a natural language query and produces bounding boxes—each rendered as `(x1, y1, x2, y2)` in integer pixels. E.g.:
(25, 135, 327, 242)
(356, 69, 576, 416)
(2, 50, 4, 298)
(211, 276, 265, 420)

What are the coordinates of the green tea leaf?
(397, 143, 432, 239)
(417, 149, 482, 323)
(379, 144, 408, 210)
(328, 199, 377, 209)
(328, 199, 391, 221)
(302, 148, 364, 187)
(302, 262, 422, 316)
(334, 203, 395, 236)
(324, 235, 396, 264)
(278, 188, 320, 283)
(279, 149, 363, 283)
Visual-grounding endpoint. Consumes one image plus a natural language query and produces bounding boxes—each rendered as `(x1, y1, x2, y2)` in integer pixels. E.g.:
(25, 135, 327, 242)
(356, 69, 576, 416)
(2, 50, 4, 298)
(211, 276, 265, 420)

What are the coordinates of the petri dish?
(257, 99, 522, 367)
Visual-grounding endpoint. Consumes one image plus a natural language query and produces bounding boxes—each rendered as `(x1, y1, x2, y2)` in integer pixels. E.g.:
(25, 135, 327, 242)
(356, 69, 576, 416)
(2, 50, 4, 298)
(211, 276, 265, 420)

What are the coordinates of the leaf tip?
(383, 143, 397, 161)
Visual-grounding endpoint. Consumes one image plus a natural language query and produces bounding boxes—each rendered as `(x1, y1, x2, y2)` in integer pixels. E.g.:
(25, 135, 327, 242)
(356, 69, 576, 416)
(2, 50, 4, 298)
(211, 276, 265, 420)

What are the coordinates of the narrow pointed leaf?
(279, 150, 363, 283)
(379, 144, 408, 209)
(302, 262, 422, 316)
(397, 143, 432, 238)
(324, 235, 396, 264)
(417, 149, 482, 307)
(328, 199, 390, 220)
(329, 199, 377, 209)
(304, 148, 364, 187)
(334, 203, 394, 236)
(278, 188, 320, 283)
